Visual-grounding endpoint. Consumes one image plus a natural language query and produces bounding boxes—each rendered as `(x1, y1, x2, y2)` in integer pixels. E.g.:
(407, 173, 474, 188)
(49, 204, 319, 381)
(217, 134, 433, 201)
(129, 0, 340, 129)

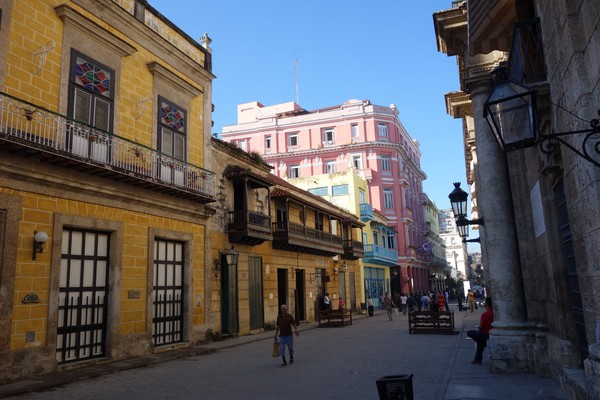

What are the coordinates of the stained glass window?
(75, 57, 111, 97)
(158, 97, 186, 161)
(160, 102, 185, 133)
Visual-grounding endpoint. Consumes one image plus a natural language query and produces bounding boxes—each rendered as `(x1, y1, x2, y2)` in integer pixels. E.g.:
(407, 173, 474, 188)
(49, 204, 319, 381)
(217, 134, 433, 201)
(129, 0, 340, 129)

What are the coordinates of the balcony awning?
(468, 0, 516, 55)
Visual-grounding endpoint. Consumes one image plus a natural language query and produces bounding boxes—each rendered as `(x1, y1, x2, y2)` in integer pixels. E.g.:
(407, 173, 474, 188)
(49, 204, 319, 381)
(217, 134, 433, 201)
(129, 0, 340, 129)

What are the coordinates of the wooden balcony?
(0, 92, 215, 202)
(228, 210, 272, 245)
(272, 221, 343, 256)
(342, 239, 364, 260)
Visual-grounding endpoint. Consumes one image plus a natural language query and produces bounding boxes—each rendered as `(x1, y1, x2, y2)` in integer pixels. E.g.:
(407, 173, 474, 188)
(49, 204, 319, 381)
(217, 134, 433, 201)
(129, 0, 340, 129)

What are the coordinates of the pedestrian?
(383, 292, 395, 321)
(400, 293, 408, 315)
(367, 296, 374, 316)
(457, 290, 464, 311)
(467, 289, 475, 312)
(274, 304, 299, 367)
(407, 293, 416, 313)
(420, 292, 430, 311)
(338, 297, 346, 310)
(323, 293, 331, 311)
(444, 290, 449, 306)
(467, 297, 494, 364)
(437, 290, 446, 311)
(393, 292, 401, 312)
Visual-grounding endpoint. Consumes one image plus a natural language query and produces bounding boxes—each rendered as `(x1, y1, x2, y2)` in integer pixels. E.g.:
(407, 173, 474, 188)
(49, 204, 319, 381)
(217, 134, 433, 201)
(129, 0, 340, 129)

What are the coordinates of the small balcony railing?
(359, 203, 374, 221)
(343, 239, 364, 260)
(363, 244, 398, 266)
(0, 92, 215, 202)
(227, 210, 272, 245)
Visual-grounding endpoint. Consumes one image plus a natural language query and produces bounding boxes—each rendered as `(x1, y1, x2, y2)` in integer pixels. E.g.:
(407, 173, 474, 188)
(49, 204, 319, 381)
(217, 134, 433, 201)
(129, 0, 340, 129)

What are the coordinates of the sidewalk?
(442, 305, 569, 400)
(0, 306, 570, 399)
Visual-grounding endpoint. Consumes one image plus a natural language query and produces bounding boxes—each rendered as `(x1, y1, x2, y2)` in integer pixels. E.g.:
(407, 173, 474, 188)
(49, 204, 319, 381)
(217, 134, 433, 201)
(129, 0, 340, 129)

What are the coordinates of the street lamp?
(484, 66, 600, 168)
(213, 246, 240, 277)
(448, 182, 483, 243)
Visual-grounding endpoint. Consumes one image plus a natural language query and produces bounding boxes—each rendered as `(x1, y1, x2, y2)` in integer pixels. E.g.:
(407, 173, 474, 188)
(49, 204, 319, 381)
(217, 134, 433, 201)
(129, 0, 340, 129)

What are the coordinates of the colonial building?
(209, 139, 362, 334)
(287, 168, 396, 308)
(439, 208, 468, 281)
(221, 99, 430, 297)
(0, 0, 215, 382)
(434, 1, 600, 398)
(421, 196, 448, 292)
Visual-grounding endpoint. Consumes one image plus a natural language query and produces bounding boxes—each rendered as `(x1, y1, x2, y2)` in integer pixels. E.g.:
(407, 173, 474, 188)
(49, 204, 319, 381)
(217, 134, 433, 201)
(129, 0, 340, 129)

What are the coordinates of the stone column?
(465, 76, 535, 372)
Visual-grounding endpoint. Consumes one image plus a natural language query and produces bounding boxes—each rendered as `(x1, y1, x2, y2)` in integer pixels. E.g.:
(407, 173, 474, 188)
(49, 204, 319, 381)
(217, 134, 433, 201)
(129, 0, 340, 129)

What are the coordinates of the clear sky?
(149, 0, 468, 219)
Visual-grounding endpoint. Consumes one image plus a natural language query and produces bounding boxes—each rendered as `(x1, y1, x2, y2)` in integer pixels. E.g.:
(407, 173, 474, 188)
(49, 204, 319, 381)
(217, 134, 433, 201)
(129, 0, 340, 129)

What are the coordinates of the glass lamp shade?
(455, 217, 470, 238)
(34, 231, 48, 243)
(225, 246, 239, 267)
(448, 182, 468, 219)
(484, 79, 537, 151)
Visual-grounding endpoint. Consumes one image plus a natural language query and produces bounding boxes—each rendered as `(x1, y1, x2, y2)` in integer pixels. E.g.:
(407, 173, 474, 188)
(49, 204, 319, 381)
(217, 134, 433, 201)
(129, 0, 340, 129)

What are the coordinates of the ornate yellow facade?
(0, 0, 215, 382)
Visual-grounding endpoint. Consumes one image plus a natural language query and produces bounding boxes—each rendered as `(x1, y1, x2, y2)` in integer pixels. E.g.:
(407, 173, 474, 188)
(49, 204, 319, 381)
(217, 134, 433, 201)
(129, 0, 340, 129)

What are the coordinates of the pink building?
(222, 99, 431, 295)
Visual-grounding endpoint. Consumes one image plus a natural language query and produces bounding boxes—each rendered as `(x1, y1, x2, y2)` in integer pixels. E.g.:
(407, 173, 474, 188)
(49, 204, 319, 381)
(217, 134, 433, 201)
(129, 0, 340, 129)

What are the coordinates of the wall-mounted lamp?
(213, 246, 239, 277)
(333, 260, 348, 276)
(484, 66, 600, 168)
(32, 230, 48, 260)
(448, 182, 483, 242)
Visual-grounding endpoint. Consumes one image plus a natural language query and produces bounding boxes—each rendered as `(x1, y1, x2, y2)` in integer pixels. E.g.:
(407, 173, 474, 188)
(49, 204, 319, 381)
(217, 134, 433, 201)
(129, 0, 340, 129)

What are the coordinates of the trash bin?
(375, 374, 413, 400)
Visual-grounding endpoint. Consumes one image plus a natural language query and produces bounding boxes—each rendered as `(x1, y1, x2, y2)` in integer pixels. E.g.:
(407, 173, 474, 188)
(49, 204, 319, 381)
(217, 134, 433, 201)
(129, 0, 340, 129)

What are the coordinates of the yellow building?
(287, 169, 400, 309)
(210, 139, 362, 334)
(0, 0, 215, 382)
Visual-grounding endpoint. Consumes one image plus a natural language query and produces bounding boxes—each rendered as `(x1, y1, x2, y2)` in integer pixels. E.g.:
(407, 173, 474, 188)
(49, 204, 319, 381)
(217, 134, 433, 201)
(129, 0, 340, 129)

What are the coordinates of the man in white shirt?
(400, 294, 408, 315)
(323, 293, 331, 310)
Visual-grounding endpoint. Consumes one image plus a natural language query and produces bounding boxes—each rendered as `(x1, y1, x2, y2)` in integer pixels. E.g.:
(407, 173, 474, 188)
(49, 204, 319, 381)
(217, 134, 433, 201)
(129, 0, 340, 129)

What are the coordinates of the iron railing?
(0, 92, 215, 200)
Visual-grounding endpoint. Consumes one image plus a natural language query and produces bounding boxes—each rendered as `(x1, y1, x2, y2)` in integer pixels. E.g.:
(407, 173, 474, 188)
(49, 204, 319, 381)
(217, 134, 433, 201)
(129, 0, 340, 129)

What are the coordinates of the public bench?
(408, 311, 455, 334)
(318, 309, 352, 327)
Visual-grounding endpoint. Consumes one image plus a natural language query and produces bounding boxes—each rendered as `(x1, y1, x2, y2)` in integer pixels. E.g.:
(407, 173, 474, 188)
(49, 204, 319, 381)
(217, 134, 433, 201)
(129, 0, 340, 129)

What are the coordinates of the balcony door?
(68, 50, 113, 163)
(158, 97, 186, 186)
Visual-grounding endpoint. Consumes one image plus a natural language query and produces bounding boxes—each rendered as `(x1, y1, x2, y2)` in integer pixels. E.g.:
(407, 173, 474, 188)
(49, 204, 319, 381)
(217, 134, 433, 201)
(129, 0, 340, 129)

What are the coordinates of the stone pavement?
(0, 303, 570, 399)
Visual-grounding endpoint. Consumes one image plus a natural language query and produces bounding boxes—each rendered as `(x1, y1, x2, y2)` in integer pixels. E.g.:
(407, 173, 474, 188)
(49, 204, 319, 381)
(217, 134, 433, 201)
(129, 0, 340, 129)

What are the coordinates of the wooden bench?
(318, 309, 352, 327)
(408, 311, 455, 334)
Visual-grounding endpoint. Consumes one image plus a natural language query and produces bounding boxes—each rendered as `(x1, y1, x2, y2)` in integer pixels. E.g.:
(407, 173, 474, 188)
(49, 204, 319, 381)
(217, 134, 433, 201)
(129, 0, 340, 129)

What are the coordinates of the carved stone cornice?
(55, 4, 137, 57)
(147, 61, 203, 97)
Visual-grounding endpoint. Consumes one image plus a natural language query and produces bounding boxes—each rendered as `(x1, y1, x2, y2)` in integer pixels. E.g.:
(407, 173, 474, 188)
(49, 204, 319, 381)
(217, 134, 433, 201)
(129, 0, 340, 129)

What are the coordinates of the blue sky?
(149, 1, 467, 215)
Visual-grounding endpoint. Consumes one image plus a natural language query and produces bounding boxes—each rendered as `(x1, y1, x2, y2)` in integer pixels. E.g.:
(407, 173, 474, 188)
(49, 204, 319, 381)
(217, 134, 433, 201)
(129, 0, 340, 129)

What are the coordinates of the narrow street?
(4, 310, 455, 400)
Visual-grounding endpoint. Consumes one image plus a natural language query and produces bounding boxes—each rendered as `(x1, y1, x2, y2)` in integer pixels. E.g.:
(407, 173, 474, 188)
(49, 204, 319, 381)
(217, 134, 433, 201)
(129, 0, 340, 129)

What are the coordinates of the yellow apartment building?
(287, 168, 399, 309)
(210, 139, 363, 333)
(0, 0, 216, 382)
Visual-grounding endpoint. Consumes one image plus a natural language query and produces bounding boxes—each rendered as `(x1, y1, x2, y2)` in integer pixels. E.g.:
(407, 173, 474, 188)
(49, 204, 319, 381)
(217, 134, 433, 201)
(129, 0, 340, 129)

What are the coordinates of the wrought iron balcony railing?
(0, 92, 215, 202)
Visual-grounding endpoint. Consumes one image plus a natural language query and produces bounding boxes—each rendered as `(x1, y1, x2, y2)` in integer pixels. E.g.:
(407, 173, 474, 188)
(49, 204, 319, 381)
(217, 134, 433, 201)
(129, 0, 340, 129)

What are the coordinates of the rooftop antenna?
(294, 57, 299, 104)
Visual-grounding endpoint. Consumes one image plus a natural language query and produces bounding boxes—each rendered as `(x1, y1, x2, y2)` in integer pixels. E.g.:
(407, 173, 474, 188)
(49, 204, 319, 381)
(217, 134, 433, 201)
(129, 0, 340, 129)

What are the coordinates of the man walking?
(274, 304, 299, 367)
